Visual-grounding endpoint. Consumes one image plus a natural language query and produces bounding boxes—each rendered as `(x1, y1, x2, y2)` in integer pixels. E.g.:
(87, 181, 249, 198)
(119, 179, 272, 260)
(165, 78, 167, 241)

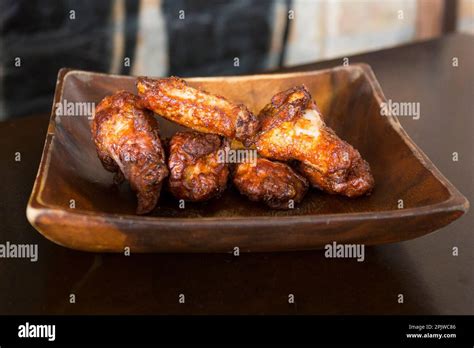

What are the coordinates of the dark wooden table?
(1, 33, 472, 315)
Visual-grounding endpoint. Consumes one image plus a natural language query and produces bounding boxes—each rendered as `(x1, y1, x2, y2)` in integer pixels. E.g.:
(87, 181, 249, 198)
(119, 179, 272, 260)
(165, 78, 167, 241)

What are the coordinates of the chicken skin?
(233, 157, 308, 209)
(255, 85, 374, 197)
(91, 91, 169, 214)
(136, 76, 259, 146)
(168, 131, 230, 202)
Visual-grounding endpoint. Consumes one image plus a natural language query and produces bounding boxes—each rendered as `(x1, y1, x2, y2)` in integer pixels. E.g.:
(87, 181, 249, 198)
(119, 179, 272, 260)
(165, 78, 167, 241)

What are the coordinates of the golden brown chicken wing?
(136, 76, 259, 146)
(233, 157, 308, 209)
(167, 131, 230, 201)
(255, 85, 374, 197)
(297, 152, 373, 198)
(91, 91, 169, 214)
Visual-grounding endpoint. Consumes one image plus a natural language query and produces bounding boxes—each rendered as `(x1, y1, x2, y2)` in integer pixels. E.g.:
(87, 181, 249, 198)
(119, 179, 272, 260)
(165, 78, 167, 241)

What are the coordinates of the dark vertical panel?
(162, 0, 275, 77)
(442, 0, 458, 33)
(121, 0, 139, 75)
(278, 0, 292, 69)
(0, 0, 114, 119)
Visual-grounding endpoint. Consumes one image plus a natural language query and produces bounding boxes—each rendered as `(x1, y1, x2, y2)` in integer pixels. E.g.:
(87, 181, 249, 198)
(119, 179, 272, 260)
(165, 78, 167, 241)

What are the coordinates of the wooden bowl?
(26, 65, 469, 252)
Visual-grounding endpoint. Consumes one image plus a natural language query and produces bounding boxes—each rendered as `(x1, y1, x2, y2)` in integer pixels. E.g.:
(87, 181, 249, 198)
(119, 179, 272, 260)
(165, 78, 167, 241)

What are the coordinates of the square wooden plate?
(27, 65, 469, 252)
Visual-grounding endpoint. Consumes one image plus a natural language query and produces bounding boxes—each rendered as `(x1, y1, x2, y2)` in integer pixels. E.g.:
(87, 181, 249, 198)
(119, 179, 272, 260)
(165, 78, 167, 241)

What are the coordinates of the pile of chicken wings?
(92, 77, 374, 214)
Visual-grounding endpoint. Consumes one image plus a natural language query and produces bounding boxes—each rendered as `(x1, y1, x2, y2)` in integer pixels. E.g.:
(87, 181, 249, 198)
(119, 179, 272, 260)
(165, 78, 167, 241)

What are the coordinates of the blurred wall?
(0, 0, 470, 120)
(284, 0, 417, 66)
(458, 0, 474, 34)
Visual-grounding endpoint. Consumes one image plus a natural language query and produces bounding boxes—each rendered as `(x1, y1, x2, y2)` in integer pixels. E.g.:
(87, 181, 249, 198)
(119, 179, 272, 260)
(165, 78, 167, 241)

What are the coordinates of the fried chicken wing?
(297, 152, 374, 198)
(136, 76, 259, 146)
(233, 157, 308, 209)
(91, 91, 169, 214)
(168, 131, 230, 201)
(255, 85, 374, 197)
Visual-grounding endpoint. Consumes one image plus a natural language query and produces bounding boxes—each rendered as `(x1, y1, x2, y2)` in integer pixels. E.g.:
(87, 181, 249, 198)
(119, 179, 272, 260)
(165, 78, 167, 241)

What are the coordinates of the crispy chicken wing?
(233, 157, 308, 209)
(168, 131, 230, 201)
(255, 85, 374, 197)
(136, 76, 259, 146)
(91, 91, 169, 214)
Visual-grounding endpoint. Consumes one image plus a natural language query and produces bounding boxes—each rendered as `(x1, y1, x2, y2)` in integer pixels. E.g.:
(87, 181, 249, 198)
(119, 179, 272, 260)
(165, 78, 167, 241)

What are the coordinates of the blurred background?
(0, 0, 473, 120)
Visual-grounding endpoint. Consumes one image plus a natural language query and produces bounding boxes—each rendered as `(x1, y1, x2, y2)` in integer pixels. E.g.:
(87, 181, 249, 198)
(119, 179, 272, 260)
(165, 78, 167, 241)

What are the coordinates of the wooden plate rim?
(26, 65, 469, 228)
